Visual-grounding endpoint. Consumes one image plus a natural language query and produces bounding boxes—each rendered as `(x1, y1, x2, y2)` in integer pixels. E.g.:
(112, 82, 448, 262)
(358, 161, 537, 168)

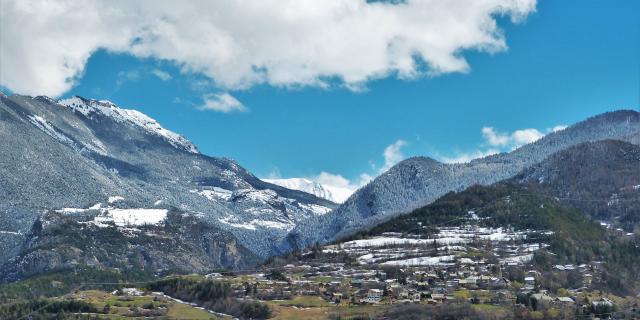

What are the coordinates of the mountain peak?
(288, 109, 640, 249)
(573, 109, 639, 129)
(264, 177, 352, 203)
(58, 96, 199, 154)
(393, 156, 443, 169)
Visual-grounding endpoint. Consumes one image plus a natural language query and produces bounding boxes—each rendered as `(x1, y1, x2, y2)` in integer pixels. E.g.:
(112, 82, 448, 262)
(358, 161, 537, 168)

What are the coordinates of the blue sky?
(1, 0, 638, 189)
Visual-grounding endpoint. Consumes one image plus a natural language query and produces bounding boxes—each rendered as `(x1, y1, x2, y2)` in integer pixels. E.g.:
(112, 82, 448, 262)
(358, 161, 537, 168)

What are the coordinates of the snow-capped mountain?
(285, 110, 640, 250)
(0, 94, 336, 277)
(263, 178, 353, 203)
(58, 97, 199, 153)
(2, 92, 638, 281)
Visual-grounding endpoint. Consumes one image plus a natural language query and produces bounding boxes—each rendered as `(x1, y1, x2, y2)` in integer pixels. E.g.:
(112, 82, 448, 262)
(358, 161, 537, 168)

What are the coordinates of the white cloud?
(482, 126, 543, 148)
(198, 92, 247, 113)
(152, 69, 172, 81)
(382, 139, 408, 172)
(357, 173, 374, 186)
(440, 148, 500, 164)
(481, 127, 511, 147)
(315, 172, 370, 200)
(264, 171, 363, 203)
(0, 0, 536, 97)
(511, 128, 544, 146)
(316, 172, 352, 189)
(263, 139, 405, 201)
(440, 124, 565, 163)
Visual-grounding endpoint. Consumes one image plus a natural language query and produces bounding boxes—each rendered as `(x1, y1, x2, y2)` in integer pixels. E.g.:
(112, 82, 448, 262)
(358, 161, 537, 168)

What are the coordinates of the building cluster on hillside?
(221, 258, 602, 309)
(198, 222, 621, 315)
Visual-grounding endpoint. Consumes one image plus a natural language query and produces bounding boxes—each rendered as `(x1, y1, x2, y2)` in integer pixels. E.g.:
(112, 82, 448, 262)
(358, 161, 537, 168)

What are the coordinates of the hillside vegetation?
(342, 182, 640, 294)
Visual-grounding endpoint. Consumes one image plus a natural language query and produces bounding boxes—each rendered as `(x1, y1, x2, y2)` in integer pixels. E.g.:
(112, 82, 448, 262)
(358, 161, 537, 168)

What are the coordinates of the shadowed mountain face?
(0, 208, 263, 282)
(321, 140, 640, 294)
(512, 139, 640, 231)
(0, 94, 336, 272)
(348, 140, 640, 238)
(286, 110, 639, 250)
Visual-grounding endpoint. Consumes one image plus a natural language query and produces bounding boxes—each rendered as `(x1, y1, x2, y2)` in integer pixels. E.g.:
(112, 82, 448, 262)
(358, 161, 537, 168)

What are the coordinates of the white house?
(365, 289, 383, 303)
(556, 297, 575, 304)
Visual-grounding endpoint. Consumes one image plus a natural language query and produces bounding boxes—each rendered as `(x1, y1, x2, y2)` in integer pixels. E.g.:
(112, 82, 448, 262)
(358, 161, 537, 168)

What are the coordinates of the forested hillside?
(287, 111, 640, 251)
(339, 183, 639, 294)
(513, 140, 640, 231)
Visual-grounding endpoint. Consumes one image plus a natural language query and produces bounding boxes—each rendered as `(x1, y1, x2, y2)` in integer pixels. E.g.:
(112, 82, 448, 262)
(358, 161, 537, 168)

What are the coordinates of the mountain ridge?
(0, 94, 336, 272)
(1, 92, 638, 281)
(320, 139, 640, 294)
(512, 139, 640, 230)
(285, 109, 640, 250)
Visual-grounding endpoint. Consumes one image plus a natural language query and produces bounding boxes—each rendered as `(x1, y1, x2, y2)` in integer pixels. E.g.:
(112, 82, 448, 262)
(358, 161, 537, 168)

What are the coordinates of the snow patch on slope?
(341, 227, 528, 248)
(298, 203, 332, 215)
(108, 196, 125, 204)
(27, 113, 109, 155)
(192, 186, 332, 216)
(0, 230, 21, 235)
(218, 217, 294, 231)
(108, 208, 168, 226)
(381, 255, 456, 267)
(58, 97, 198, 153)
(193, 188, 233, 201)
(56, 205, 168, 227)
(27, 114, 75, 146)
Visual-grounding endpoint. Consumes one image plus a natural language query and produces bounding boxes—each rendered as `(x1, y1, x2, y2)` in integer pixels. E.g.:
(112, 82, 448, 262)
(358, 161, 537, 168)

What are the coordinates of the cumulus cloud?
(440, 124, 566, 163)
(264, 170, 366, 203)
(511, 128, 544, 145)
(381, 139, 408, 172)
(265, 139, 405, 199)
(482, 126, 544, 148)
(551, 125, 568, 132)
(315, 171, 372, 194)
(481, 127, 511, 147)
(440, 149, 500, 164)
(198, 93, 247, 113)
(0, 0, 536, 97)
(315, 172, 353, 189)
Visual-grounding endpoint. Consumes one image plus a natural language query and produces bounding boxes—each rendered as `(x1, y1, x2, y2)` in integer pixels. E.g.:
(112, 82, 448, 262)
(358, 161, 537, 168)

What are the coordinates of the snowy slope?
(286, 110, 640, 250)
(263, 178, 353, 203)
(59, 97, 199, 153)
(0, 94, 336, 268)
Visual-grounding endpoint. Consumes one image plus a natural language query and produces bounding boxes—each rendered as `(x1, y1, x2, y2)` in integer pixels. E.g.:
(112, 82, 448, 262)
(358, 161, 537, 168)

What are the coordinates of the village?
(94, 256, 618, 319)
(217, 258, 608, 311)
(184, 224, 629, 318)
(24, 222, 637, 319)
(52, 218, 637, 319)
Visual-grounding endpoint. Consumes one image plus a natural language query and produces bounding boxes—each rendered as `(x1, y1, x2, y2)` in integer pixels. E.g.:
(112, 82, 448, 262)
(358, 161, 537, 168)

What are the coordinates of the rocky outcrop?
(2, 209, 260, 282)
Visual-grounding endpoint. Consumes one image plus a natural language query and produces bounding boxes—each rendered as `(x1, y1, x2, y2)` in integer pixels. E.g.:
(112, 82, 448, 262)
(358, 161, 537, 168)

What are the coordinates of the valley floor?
(3, 285, 639, 320)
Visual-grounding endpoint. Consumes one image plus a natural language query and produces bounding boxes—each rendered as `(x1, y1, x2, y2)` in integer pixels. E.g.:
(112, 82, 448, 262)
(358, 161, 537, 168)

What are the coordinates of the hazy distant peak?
(264, 177, 353, 203)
